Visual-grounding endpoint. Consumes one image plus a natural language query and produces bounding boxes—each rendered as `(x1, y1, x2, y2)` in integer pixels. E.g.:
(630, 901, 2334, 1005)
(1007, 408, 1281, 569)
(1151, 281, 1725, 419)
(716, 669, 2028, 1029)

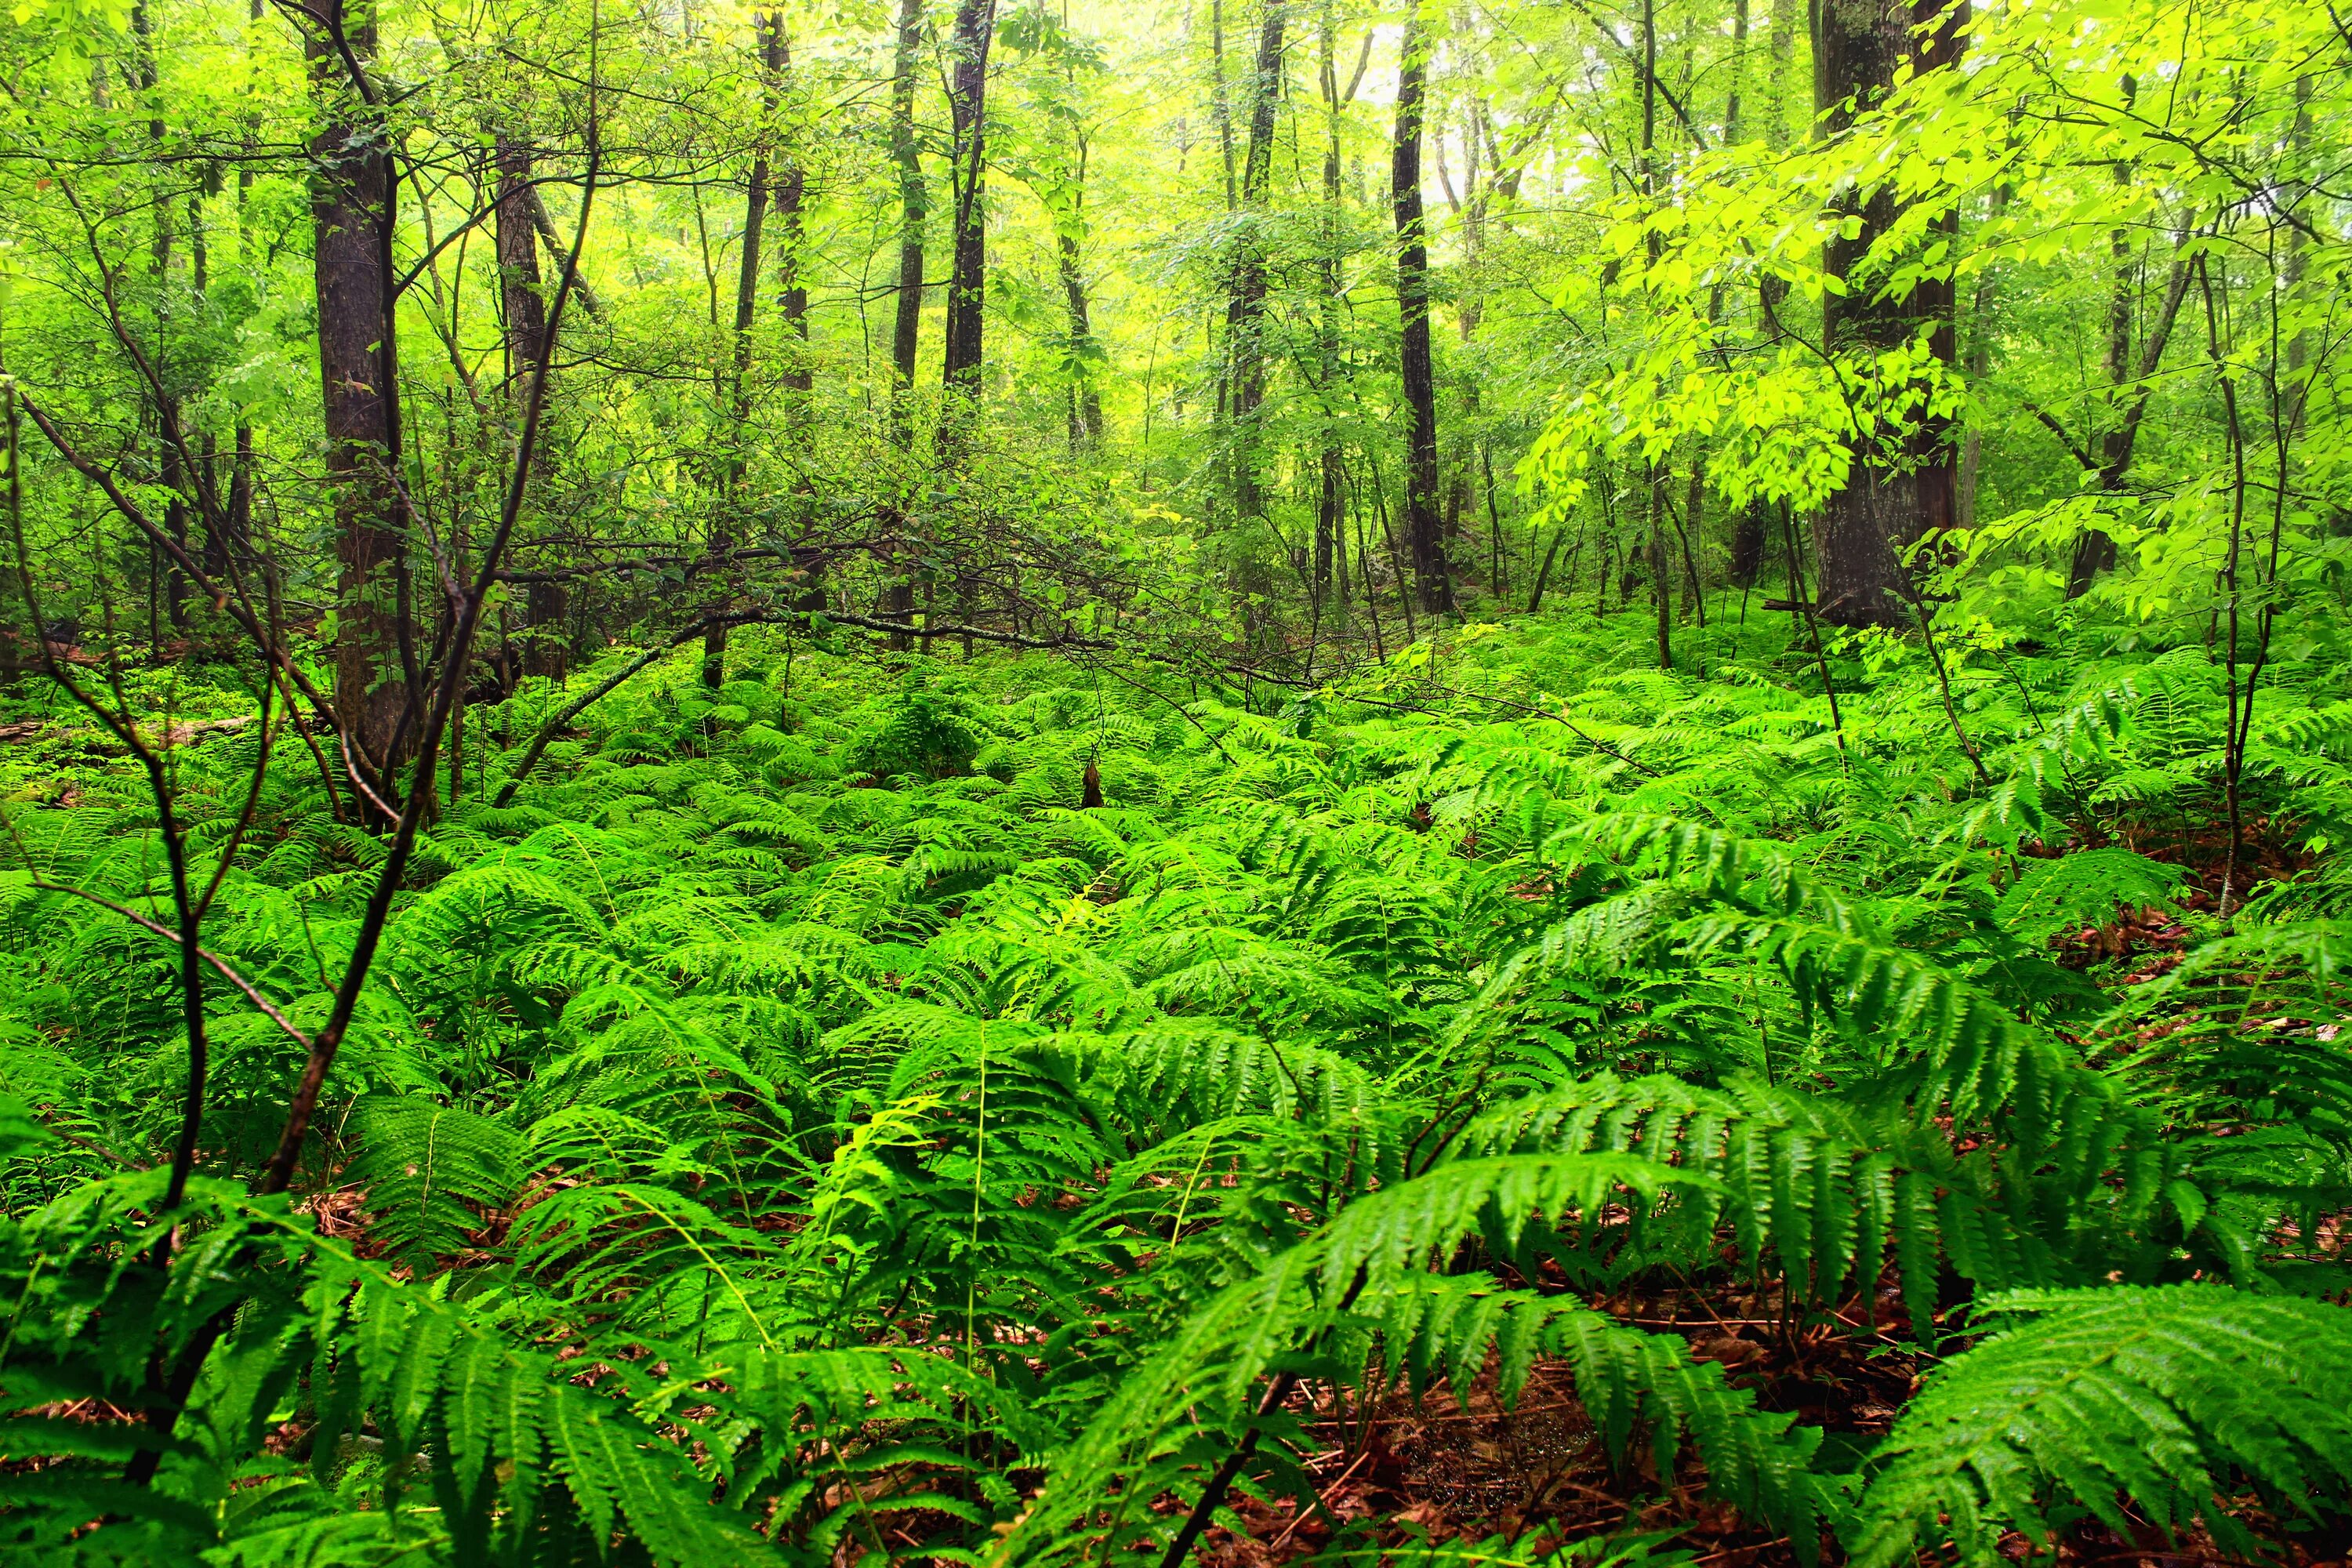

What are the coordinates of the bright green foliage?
(0, 0, 2347, 1548)
(2, 611, 2350, 1564)
(1854, 1287, 2352, 1567)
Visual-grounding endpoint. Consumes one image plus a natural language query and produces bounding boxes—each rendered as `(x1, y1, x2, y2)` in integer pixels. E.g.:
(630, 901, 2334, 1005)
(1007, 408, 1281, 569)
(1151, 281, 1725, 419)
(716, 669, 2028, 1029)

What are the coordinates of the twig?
(26, 879, 314, 1054)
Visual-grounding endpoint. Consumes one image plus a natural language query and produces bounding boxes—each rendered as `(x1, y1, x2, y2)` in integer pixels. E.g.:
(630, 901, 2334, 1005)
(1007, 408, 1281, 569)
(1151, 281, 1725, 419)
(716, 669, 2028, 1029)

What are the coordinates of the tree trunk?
(220, 0, 261, 583)
(1227, 0, 1284, 518)
(705, 9, 783, 688)
(1058, 226, 1103, 446)
(1730, 501, 1766, 586)
(495, 138, 548, 396)
(1639, 0, 1671, 666)
(888, 0, 926, 431)
(1809, 0, 1966, 628)
(775, 30, 810, 401)
(939, 0, 998, 401)
(2067, 78, 2136, 598)
(1392, 9, 1449, 618)
(305, 0, 408, 770)
(1312, 3, 1350, 615)
(1209, 0, 1239, 212)
(884, 0, 925, 636)
(132, 3, 194, 641)
(496, 135, 568, 681)
(776, 170, 810, 395)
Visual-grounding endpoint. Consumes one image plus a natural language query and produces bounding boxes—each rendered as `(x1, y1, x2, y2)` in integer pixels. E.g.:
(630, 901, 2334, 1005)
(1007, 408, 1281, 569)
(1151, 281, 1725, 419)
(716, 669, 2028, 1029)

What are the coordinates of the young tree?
(888, 0, 927, 423)
(1227, 0, 1284, 520)
(704, 8, 785, 688)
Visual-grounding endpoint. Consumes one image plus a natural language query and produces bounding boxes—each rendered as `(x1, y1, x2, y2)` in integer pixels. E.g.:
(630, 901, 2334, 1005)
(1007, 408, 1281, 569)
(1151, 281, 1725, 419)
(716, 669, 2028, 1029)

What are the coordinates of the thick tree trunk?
(495, 139, 547, 394)
(306, 0, 408, 769)
(705, 9, 782, 688)
(1392, 10, 1449, 618)
(1808, 0, 1965, 628)
(939, 0, 997, 400)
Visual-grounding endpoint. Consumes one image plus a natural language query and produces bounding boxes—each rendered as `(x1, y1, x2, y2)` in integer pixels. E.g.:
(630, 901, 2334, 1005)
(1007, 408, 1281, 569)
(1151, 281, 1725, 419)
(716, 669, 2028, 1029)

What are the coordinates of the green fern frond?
(1852, 1285, 2352, 1567)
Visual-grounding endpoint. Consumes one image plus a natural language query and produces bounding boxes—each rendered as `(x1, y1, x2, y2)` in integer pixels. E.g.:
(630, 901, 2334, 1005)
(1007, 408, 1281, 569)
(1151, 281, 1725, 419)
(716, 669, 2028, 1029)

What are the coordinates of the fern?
(8, 612, 2352, 1564)
(1852, 1286, 2352, 1566)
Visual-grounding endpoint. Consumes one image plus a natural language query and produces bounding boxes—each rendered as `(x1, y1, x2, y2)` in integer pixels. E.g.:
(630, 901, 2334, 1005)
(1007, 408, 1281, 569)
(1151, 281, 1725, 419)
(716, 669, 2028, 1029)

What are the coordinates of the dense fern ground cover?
(3, 611, 2352, 1566)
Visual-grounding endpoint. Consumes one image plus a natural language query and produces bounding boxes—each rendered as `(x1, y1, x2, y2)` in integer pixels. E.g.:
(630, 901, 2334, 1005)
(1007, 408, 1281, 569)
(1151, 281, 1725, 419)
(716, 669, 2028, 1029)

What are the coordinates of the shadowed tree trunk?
(889, 0, 926, 426)
(2067, 76, 2137, 599)
(1227, 0, 1284, 518)
(1312, 12, 1364, 615)
(884, 0, 926, 638)
(1392, 8, 1449, 617)
(496, 135, 568, 682)
(705, 9, 783, 688)
(1639, 0, 1671, 666)
(775, 31, 810, 401)
(939, 0, 998, 404)
(1055, 150, 1105, 448)
(1808, 0, 1966, 628)
(304, 0, 408, 769)
(132, 2, 194, 641)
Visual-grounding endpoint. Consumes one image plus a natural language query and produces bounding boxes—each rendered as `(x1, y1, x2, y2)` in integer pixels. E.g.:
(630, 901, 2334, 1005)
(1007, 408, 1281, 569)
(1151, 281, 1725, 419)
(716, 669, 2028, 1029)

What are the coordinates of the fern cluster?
(2, 614, 2349, 1565)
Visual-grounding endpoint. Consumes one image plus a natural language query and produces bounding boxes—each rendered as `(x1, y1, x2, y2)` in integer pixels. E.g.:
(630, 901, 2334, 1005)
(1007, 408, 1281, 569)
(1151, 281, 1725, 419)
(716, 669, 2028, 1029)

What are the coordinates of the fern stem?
(1154, 1264, 1369, 1568)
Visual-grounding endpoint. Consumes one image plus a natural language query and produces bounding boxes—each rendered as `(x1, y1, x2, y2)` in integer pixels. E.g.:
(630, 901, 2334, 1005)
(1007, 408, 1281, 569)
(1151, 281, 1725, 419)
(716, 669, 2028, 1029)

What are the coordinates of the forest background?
(0, 0, 2348, 1560)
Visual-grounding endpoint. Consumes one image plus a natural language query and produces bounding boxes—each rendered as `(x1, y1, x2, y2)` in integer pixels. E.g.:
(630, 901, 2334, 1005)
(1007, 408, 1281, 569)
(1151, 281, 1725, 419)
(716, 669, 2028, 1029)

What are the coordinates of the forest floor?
(1198, 1282, 2348, 1568)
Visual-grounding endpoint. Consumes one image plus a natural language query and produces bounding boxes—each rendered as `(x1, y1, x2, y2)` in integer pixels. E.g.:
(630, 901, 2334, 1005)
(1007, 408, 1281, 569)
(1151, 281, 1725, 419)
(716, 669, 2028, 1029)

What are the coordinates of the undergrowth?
(2, 608, 2350, 1566)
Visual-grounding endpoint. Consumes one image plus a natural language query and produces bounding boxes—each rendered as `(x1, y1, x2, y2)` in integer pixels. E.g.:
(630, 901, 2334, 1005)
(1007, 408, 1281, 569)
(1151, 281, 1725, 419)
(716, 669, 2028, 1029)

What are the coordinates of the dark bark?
(1640, 0, 1671, 665)
(1227, 0, 1284, 517)
(1730, 500, 1766, 586)
(939, 0, 998, 399)
(132, 4, 194, 640)
(305, 0, 407, 765)
(1527, 523, 1566, 612)
(229, 71, 256, 579)
(884, 0, 925, 638)
(775, 47, 811, 401)
(1209, 0, 1239, 212)
(2067, 78, 2137, 599)
(1808, 0, 1966, 628)
(1312, 2, 1348, 612)
(495, 138, 547, 394)
(1057, 226, 1103, 445)
(1318, 446, 1344, 609)
(705, 9, 783, 688)
(889, 0, 926, 427)
(1392, 9, 1449, 617)
(497, 136, 568, 681)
